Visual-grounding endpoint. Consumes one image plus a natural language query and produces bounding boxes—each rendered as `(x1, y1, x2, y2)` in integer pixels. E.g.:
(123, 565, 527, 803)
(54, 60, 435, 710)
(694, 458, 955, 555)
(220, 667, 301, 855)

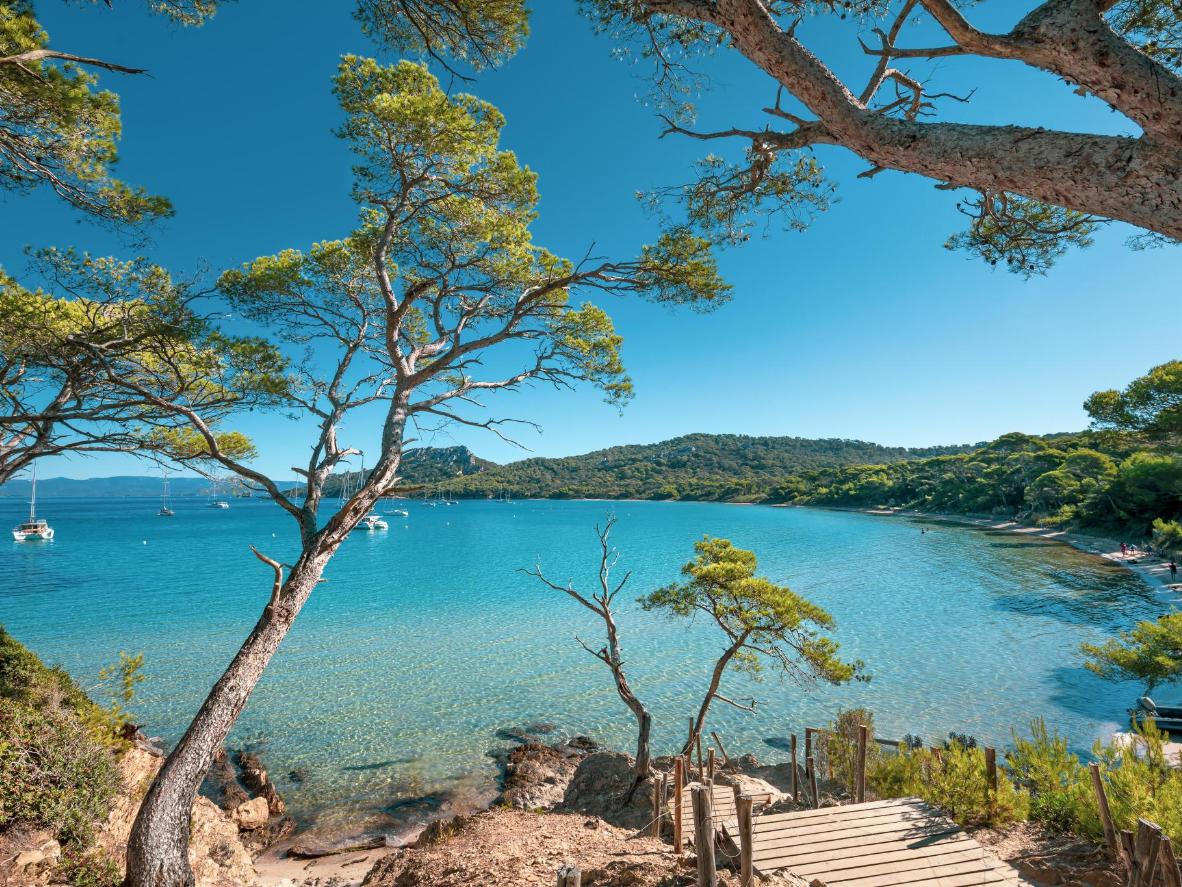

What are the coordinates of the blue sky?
(6, 0, 1179, 479)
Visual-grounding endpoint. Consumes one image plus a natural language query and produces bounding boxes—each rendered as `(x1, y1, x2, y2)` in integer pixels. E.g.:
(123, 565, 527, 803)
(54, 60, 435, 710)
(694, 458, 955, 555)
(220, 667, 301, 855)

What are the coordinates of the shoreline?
(834, 505, 1182, 599)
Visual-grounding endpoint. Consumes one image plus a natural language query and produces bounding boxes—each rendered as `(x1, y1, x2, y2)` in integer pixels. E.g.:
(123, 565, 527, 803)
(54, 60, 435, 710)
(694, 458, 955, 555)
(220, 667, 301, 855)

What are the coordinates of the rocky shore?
(1, 714, 1127, 887)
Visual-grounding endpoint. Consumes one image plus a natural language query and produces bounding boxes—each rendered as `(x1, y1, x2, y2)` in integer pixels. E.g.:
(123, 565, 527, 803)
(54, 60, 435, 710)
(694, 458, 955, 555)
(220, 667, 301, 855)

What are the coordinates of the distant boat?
(13, 465, 54, 542)
(385, 507, 409, 517)
(158, 472, 175, 516)
(357, 513, 388, 531)
(209, 500, 230, 509)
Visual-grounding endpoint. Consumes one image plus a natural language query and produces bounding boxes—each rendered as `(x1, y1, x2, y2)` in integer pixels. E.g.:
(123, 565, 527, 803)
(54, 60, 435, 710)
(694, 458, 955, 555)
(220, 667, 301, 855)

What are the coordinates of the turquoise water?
(0, 497, 1165, 833)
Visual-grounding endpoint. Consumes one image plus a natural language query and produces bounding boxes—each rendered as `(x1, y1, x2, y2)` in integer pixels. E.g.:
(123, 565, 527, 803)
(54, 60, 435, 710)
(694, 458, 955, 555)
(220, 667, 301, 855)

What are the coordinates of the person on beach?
(1171, 562, 1178, 580)
(1121, 542, 1129, 556)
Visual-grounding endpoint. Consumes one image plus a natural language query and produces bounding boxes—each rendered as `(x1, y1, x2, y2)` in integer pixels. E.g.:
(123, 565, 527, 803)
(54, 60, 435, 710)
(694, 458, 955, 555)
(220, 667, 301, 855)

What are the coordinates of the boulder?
(497, 742, 583, 810)
(557, 752, 652, 830)
(189, 796, 259, 887)
(231, 796, 271, 831)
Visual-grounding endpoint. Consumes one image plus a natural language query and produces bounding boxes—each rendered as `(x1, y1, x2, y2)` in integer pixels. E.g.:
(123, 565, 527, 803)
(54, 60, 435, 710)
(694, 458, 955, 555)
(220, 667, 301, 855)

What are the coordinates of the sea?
(0, 497, 1164, 835)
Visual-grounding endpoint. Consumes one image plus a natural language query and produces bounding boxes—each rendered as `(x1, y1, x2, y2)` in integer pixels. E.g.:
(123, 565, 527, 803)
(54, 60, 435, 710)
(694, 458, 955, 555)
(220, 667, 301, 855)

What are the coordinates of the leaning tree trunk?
(123, 552, 330, 887)
(683, 634, 748, 757)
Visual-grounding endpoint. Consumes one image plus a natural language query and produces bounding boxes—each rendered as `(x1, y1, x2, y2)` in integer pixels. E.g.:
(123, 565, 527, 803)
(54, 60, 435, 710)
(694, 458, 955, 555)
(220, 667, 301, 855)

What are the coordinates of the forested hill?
(435, 434, 975, 501)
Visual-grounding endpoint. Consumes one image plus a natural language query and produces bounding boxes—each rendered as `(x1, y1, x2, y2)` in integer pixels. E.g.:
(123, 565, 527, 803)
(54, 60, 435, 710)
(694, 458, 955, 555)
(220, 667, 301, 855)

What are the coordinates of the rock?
(231, 796, 271, 830)
(287, 767, 309, 784)
(567, 736, 601, 753)
(498, 743, 583, 810)
(206, 748, 250, 811)
(189, 796, 258, 887)
(557, 752, 651, 830)
(289, 834, 388, 858)
(716, 772, 785, 804)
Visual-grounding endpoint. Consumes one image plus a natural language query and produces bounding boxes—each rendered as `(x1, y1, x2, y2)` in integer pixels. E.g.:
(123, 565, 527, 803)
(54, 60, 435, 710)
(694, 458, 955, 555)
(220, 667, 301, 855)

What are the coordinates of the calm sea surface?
(0, 497, 1166, 832)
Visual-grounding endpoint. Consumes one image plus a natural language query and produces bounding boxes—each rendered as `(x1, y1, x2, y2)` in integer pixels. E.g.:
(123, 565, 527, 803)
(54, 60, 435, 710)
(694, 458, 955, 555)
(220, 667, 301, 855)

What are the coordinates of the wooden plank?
(826, 857, 1016, 887)
(751, 806, 937, 839)
(751, 813, 955, 846)
(780, 835, 985, 874)
(752, 823, 962, 859)
(794, 842, 994, 880)
(754, 797, 926, 825)
(754, 829, 972, 868)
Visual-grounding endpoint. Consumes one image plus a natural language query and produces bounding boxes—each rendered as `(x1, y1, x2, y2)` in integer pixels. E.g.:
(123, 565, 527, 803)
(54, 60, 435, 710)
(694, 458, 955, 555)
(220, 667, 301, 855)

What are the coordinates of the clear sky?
(6, 0, 1179, 479)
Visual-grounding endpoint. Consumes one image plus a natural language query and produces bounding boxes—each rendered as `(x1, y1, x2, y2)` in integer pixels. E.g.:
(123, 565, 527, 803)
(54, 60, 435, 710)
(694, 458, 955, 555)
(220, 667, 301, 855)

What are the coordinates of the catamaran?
(158, 472, 175, 516)
(12, 465, 54, 542)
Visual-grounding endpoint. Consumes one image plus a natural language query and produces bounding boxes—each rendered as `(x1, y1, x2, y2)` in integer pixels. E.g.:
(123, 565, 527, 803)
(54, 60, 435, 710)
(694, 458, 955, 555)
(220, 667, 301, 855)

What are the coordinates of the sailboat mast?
(29, 463, 36, 522)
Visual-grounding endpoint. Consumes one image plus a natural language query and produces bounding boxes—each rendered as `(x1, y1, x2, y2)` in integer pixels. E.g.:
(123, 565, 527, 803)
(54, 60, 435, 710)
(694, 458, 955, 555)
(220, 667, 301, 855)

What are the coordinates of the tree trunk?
(680, 0, 1182, 237)
(684, 635, 748, 756)
(123, 554, 330, 887)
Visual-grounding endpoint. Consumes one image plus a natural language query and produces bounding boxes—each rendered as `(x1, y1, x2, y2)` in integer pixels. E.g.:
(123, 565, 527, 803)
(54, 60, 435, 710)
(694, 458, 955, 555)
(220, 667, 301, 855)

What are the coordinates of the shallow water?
(0, 498, 1163, 832)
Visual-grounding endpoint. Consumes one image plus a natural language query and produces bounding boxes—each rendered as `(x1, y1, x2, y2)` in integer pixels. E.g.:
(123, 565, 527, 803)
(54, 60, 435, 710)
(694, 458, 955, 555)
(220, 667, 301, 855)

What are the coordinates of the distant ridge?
(0, 435, 980, 502)
(436, 433, 978, 502)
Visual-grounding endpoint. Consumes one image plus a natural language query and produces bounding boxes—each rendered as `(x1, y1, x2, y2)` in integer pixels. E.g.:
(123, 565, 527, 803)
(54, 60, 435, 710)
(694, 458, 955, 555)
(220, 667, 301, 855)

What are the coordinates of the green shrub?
(1094, 723, 1182, 844)
(0, 704, 120, 846)
(1006, 719, 1098, 837)
(824, 707, 878, 793)
(55, 850, 122, 887)
(868, 743, 1028, 827)
(0, 626, 124, 849)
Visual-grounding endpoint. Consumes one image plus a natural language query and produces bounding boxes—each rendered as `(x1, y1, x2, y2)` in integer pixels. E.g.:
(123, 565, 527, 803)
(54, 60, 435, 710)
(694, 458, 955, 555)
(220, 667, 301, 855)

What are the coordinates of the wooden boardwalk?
(679, 783, 740, 845)
(739, 797, 1033, 886)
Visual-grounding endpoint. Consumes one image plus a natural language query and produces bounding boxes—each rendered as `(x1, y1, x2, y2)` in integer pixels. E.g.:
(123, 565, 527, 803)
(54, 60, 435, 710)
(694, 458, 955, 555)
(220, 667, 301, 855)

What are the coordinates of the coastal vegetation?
(0, 626, 126, 882)
(1081, 612, 1182, 694)
(639, 536, 863, 754)
(848, 709, 1182, 848)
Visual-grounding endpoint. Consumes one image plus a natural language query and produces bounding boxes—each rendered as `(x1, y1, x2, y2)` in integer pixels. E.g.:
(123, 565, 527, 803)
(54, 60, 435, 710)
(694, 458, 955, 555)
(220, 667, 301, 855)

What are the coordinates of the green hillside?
(772, 430, 1182, 537)
(433, 433, 975, 502)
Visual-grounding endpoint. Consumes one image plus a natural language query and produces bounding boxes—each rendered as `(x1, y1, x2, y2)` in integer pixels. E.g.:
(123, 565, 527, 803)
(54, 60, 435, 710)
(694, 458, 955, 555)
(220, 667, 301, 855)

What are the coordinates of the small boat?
(13, 466, 54, 541)
(357, 513, 388, 531)
(1130, 697, 1182, 733)
(209, 500, 230, 509)
(159, 472, 175, 516)
(385, 508, 409, 517)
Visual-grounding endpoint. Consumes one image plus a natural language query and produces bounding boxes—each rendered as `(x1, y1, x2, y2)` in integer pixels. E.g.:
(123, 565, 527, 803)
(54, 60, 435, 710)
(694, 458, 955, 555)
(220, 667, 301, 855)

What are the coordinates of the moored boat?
(357, 513, 388, 531)
(13, 466, 54, 541)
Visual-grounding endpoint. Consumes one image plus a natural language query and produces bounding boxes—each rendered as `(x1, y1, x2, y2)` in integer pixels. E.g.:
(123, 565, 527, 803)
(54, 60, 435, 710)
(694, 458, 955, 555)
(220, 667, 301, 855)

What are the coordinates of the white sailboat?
(12, 465, 54, 541)
(158, 471, 175, 516)
(357, 513, 389, 531)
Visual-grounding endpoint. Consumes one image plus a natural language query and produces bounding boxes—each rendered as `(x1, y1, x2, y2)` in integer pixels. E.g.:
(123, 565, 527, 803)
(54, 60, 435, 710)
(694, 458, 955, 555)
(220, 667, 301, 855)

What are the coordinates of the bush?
(1094, 723, 1182, 844)
(55, 850, 122, 887)
(824, 708, 878, 793)
(0, 704, 120, 847)
(0, 626, 123, 849)
(868, 743, 1028, 827)
(1006, 719, 1098, 837)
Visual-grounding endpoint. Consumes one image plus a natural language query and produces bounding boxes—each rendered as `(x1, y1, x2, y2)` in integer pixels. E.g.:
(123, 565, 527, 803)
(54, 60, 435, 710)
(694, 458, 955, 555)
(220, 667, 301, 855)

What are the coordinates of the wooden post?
(673, 757, 684, 850)
(688, 717, 696, 773)
(856, 724, 868, 804)
(557, 865, 582, 887)
(697, 732, 704, 775)
(1130, 818, 1163, 887)
(804, 728, 812, 762)
(1090, 762, 1125, 867)
(790, 734, 799, 803)
(1161, 835, 1182, 887)
(652, 772, 664, 838)
(806, 755, 819, 809)
(707, 747, 716, 782)
(691, 784, 718, 887)
(736, 794, 754, 887)
(711, 731, 732, 768)
(984, 747, 998, 796)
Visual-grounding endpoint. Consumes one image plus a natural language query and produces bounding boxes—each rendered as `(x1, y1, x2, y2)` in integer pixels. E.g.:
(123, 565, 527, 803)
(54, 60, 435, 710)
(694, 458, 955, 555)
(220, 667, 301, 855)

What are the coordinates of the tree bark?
(123, 553, 330, 887)
(125, 407, 409, 887)
(656, 0, 1182, 238)
(684, 632, 749, 756)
